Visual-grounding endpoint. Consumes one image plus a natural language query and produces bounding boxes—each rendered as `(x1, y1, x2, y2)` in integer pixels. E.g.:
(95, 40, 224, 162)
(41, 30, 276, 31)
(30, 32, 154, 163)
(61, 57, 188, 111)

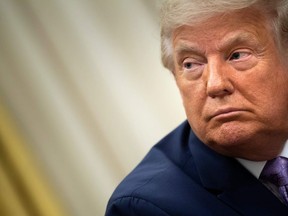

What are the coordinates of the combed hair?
(160, 0, 288, 72)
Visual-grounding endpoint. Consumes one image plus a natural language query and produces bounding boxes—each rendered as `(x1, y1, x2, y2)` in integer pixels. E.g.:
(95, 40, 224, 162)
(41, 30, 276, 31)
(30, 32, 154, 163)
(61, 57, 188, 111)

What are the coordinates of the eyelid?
(183, 54, 206, 63)
(181, 58, 205, 78)
(182, 58, 202, 68)
(228, 49, 252, 61)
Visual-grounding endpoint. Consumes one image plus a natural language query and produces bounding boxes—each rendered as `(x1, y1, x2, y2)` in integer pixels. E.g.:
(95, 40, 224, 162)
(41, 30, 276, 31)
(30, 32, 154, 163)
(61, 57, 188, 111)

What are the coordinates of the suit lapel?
(188, 131, 288, 215)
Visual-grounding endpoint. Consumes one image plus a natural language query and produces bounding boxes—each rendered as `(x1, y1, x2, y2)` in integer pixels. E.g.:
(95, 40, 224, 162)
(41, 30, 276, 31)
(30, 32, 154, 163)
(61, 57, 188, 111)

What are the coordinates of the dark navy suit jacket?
(105, 121, 288, 215)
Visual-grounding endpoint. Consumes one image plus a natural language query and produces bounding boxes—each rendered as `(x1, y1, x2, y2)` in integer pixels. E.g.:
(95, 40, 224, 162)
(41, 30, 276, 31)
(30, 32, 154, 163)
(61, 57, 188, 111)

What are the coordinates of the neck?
(216, 135, 287, 161)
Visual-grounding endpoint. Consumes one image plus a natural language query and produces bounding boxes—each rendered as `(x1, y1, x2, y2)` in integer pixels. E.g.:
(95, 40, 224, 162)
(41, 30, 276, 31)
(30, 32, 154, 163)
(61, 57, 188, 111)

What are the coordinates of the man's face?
(172, 8, 288, 160)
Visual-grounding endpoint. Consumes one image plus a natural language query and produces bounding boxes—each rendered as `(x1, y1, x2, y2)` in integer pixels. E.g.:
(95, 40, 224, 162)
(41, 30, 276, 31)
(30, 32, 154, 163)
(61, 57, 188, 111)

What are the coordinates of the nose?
(205, 60, 234, 98)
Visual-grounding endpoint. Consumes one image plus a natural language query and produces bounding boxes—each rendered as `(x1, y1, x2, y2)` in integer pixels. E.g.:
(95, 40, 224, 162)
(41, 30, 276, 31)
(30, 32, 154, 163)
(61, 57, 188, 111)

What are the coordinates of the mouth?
(208, 108, 247, 121)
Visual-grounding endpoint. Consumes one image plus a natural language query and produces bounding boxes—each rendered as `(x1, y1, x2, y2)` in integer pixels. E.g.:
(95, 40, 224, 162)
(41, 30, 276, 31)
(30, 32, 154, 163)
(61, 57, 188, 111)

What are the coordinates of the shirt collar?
(237, 140, 288, 178)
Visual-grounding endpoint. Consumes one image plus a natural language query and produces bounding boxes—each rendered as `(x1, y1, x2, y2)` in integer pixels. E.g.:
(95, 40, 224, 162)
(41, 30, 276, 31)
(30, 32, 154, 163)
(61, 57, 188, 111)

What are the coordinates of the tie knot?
(260, 156, 288, 186)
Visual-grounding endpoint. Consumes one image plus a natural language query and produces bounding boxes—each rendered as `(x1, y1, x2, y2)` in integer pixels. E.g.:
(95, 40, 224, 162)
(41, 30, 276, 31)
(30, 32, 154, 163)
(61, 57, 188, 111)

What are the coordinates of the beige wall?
(0, 0, 185, 215)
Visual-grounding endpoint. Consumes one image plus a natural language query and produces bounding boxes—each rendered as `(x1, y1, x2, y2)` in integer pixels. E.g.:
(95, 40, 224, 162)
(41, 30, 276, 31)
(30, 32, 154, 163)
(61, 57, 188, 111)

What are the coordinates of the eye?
(183, 61, 193, 69)
(228, 50, 257, 71)
(182, 58, 203, 72)
(229, 51, 250, 61)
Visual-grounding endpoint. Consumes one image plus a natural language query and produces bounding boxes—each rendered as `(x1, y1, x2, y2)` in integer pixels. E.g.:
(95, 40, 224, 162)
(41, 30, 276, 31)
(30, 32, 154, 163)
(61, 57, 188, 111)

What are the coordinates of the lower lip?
(213, 110, 244, 120)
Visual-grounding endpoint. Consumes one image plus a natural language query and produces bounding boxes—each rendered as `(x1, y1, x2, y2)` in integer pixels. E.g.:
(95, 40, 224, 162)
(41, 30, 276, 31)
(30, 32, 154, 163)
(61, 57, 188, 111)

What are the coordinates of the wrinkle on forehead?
(172, 8, 273, 56)
(174, 31, 267, 56)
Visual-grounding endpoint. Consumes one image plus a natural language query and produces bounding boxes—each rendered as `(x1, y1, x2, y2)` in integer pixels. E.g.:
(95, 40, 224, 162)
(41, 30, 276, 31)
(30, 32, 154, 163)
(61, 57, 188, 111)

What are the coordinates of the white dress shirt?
(237, 141, 288, 204)
(237, 140, 288, 178)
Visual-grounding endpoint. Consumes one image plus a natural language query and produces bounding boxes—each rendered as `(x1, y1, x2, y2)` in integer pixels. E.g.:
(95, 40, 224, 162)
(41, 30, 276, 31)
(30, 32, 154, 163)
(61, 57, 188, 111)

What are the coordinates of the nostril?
(206, 81, 234, 98)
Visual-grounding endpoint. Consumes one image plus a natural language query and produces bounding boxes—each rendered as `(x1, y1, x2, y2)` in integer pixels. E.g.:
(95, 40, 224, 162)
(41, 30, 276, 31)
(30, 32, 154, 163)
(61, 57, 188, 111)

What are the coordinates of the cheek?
(255, 68, 288, 103)
(264, 88, 288, 122)
(178, 80, 203, 106)
(177, 81, 206, 124)
(238, 63, 288, 103)
(244, 66, 288, 122)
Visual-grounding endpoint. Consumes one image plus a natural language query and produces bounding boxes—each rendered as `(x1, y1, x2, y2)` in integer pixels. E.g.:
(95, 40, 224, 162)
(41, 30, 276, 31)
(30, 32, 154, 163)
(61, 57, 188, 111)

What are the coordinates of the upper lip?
(208, 107, 246, 120)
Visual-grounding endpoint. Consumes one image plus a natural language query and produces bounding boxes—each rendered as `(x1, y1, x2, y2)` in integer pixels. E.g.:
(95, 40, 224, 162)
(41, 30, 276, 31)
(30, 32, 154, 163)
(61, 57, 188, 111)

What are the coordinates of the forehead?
(172, 8, 271, 52)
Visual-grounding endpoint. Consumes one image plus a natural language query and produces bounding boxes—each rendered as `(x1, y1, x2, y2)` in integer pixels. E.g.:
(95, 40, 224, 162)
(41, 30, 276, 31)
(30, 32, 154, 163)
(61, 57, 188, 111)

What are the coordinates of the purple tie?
(259, 156, 288, 205)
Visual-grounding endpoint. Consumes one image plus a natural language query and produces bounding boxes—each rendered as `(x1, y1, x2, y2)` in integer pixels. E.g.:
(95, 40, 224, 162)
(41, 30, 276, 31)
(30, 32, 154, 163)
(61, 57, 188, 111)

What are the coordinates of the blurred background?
(0, 0, 185, 215)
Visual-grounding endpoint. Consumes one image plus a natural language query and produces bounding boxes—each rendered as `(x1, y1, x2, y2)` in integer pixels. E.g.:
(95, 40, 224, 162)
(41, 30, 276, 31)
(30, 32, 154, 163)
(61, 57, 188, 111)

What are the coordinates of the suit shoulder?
(109, 121, 193, 198)
(105, 196, 170, 216)
(106, 121, 204, 215)
(105, 160, 199, 216)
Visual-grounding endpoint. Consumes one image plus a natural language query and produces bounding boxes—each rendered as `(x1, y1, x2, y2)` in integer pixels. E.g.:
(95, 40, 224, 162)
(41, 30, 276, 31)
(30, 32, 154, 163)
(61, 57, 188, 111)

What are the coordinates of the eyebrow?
(174, 31, 260, 57)
(174, 43, 204, 57)
(218, 32, 260, 51)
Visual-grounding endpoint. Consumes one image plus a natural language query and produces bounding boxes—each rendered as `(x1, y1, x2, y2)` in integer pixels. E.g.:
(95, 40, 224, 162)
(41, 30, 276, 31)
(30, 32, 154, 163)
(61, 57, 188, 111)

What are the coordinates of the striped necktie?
(259, 156, 288, 206)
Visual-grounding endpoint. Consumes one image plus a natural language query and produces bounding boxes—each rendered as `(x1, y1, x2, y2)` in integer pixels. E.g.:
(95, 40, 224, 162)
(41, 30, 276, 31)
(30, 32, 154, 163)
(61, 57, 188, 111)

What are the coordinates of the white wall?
(0, 0, 185, 215)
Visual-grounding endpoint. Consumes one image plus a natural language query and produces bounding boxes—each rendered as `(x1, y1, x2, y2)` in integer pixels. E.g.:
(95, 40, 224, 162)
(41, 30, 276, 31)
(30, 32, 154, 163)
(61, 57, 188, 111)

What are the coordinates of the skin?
(172, 8, 288, 161)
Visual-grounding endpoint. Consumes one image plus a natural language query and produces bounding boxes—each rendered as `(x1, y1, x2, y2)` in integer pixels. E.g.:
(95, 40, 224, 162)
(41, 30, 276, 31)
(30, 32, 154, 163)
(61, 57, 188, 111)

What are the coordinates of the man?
(105, 0, 288, 215)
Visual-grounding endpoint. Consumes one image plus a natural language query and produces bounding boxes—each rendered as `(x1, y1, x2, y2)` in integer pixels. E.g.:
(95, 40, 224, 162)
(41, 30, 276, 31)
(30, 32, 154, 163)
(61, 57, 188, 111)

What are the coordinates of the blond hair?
(160, 0, 288, 72)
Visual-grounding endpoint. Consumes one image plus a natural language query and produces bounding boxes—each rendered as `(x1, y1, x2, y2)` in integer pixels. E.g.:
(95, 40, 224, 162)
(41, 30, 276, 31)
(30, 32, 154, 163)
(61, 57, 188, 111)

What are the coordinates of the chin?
(201, 121, 251, 143)
(198, 123, 258, 155)
(200, 123, 286, 160)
